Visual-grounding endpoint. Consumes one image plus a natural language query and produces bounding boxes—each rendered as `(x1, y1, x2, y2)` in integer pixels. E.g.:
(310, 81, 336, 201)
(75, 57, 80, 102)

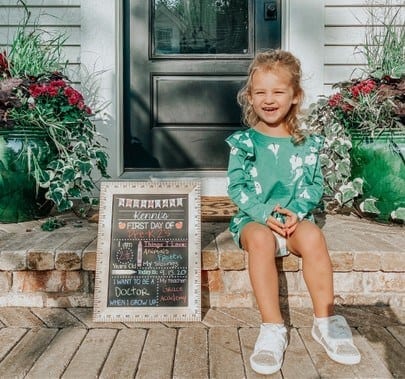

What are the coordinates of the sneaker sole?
(249, 355, 282, 375)
(311, 327, 361, 365)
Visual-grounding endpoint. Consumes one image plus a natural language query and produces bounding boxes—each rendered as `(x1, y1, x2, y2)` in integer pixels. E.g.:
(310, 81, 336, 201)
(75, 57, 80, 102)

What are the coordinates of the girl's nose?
(264, 93, 274, 103)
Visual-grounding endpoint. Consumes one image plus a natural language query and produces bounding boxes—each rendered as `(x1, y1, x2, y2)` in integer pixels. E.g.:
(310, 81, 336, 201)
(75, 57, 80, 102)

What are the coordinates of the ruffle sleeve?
(226, 130, 278, 225)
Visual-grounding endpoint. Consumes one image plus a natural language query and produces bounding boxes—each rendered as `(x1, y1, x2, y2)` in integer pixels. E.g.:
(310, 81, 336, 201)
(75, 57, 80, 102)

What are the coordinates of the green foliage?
(0, 3, 109, 213)
(357, 2, 405, 79)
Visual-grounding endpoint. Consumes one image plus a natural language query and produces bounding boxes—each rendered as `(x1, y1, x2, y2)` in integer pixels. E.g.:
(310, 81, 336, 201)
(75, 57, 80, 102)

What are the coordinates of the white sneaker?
(312, 315, 361, 365)
(250, 324, 288, 375)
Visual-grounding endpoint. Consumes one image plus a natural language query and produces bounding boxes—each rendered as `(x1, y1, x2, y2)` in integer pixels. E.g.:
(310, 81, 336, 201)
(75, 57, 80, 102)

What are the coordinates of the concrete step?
(0, 213, 404, 308)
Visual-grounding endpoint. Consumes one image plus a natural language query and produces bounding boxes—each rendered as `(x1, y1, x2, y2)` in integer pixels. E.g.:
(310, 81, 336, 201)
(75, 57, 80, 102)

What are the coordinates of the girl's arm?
(287, 137, 324, 220)
(226, 136, 278, 224)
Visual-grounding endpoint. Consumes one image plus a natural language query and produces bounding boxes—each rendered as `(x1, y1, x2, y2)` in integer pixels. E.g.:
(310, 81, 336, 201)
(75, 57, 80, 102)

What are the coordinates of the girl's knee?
(241, 224, 277, 253)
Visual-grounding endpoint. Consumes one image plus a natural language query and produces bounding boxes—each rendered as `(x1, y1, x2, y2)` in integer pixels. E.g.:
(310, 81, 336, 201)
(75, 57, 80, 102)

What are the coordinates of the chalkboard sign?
(93, 180, 201, 322)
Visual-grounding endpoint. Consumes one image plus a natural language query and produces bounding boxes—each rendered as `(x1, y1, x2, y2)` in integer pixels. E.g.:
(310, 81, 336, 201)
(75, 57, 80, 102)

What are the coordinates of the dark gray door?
(124, 0, 281, 170)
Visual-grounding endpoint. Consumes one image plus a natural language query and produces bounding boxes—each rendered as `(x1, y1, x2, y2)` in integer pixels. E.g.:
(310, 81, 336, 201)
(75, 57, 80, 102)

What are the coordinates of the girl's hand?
(266, 215, 287, 237)
(273, 205, 298, 237)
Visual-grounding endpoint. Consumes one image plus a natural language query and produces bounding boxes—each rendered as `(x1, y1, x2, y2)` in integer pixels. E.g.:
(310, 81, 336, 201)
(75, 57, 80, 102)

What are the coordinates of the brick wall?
(0, 216, 404, 308)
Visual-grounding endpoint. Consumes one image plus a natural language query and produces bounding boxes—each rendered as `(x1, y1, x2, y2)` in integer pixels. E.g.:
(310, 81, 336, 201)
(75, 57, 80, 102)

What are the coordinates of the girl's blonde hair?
(237, 49, 305, 143)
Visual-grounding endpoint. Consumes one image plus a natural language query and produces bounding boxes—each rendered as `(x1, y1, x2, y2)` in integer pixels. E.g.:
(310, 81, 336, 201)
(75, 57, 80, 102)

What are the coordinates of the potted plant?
(306, 3, 404, 222)
(0, 1, 109, 223)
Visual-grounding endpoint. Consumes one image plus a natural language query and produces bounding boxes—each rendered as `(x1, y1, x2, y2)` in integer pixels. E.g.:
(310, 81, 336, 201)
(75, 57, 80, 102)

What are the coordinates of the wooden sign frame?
(93, 180, 201, 322)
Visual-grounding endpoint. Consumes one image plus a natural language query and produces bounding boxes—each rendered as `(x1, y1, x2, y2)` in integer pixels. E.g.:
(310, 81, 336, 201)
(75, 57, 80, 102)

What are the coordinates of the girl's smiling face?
(248, 67, 298, 136)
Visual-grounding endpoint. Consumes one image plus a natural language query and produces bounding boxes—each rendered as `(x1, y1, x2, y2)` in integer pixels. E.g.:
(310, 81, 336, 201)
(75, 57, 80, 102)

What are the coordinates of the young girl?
(226, 50, 361, 375)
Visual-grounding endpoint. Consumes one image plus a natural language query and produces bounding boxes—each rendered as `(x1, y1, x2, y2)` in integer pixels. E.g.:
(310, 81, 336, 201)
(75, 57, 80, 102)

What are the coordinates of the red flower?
(0, 50, 8, 70)
(328, 93, 343, 107)
(350, 79, 376, 97)
(29, 84, 46, 98)
(50, 79, 66, 88)
(64, 86, 83, 105)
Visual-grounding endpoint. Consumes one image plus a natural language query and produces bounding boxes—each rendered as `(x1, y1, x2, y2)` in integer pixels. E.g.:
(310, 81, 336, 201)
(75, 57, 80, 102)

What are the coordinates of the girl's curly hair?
(237, 49, 305, 143)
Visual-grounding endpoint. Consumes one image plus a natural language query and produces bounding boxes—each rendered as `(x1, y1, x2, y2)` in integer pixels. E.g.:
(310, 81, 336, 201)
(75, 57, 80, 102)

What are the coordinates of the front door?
(124, 0, 281, 170)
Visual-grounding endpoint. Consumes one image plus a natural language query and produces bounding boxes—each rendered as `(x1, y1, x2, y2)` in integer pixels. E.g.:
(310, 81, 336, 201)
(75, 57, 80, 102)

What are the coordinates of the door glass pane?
(153, 0, 249, 55)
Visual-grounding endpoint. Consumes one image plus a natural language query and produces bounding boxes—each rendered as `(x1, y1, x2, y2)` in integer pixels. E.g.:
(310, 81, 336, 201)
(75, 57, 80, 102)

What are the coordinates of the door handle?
(264, 1, 277, 20)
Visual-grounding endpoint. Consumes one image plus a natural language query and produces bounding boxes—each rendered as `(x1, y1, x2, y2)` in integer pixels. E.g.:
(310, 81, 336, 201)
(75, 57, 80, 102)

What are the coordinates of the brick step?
(0, 214, 404, 308)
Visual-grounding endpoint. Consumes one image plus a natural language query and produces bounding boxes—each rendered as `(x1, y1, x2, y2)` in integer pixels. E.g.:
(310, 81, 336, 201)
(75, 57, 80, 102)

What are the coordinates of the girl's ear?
(292, 90, 302, 105)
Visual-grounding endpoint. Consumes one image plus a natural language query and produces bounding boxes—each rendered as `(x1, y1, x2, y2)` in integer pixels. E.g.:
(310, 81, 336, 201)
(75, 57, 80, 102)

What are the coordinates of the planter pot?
(0, 129, 54, 223)
(350, 130, 405, 222)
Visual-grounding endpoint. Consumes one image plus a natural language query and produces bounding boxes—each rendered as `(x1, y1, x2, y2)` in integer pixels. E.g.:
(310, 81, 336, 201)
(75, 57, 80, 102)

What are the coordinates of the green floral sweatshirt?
(226, 128, 324, 247)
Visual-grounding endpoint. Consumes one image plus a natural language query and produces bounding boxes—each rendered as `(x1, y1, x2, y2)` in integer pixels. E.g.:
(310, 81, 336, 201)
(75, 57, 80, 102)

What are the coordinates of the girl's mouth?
(263, 107, 277, 112)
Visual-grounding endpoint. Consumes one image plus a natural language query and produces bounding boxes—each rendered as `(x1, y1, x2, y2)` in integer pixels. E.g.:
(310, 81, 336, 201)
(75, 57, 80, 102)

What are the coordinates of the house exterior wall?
(1, 0, 402, 193)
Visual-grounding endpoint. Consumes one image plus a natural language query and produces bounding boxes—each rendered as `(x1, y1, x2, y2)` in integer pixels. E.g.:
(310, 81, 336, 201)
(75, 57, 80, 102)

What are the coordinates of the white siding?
(0, 0, 81, 77)
(323, 1, 404, 93)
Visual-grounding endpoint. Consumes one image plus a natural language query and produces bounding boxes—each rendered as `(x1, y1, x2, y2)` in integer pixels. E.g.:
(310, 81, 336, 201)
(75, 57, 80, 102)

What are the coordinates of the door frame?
(80, 0, 324, 195)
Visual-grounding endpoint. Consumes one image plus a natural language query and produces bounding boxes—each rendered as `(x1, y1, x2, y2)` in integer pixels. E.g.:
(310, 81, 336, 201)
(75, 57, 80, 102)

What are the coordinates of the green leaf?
(77, 160, 93, 175)
(68, 187, 81, 198)
(360, 198, 380, 214)
(62, 167, 76, 182)
(391, 207, 405, 221)
(352, 177, 364, 195)
(338, 183, 358, 204)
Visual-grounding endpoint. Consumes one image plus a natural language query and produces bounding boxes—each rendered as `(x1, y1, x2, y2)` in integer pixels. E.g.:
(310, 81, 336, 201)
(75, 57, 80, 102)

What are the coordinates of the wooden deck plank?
(136, 328, 177, 379)
(358, 325, 405, 379)
(298, 327, 393, 379)
(173, 328, 209, 379)
(202, 308, 248, 327)
(0, 328, 58, 378)
(25, 328, 87, 379)
(336, 305, 403, 328)
(209, 327, 245, 379)
(282, 328, 319, 378)
(67, 307, 126, 329)
(100, 328, 147, 379)
(0, 327, 27, 361)
(216, 307, 262, 327)
(388, 325, 405, 347)
(239, 327, 283, 379)
(31, 307, 85, 328)
(62, 328, 117, 379)
(0, 307, 44, 328)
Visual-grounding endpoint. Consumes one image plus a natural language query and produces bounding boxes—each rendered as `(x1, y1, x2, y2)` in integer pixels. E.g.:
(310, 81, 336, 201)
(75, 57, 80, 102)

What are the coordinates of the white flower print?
(233, 217, 242, 225)
(290, 155, 303, 182)
(299, 189, 310, 199)
(230, 146, 239, 155)
(290, 155, 303, 170)
(250, 166, 258, 177)
(267, 143, 280, 157)
(292, 168, 304, 182)
(240, 191, 249, 204)
(254, 181, 262, 194)
(304, 153, 317, 165)
(243, 138, 253, 148)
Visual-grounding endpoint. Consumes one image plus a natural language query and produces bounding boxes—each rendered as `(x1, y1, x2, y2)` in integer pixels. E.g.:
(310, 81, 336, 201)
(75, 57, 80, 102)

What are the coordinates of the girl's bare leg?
(286, 221, 334, 317)
(241, 222, 283, 323)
